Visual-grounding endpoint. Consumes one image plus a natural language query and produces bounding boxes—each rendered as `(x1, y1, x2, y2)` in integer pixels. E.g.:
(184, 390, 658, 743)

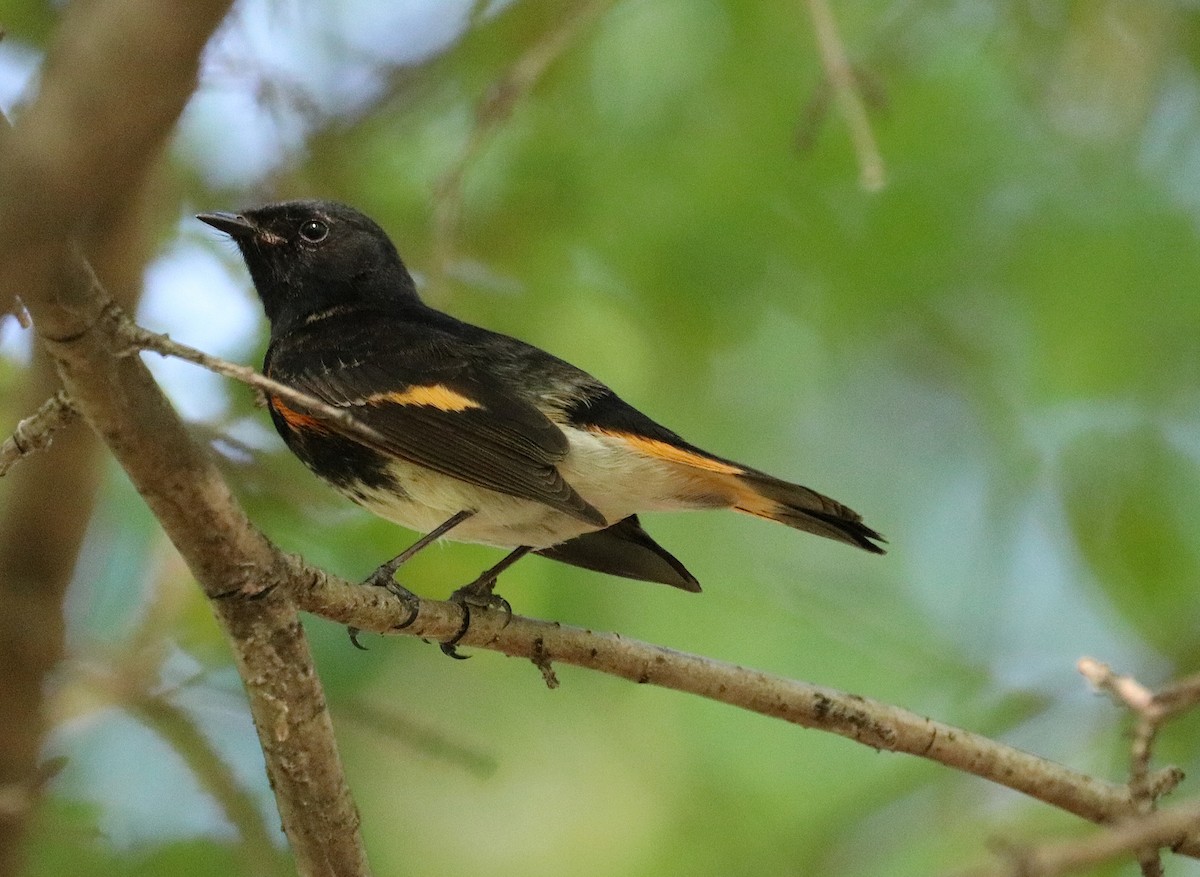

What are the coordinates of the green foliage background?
(3, 1, 1200, 874)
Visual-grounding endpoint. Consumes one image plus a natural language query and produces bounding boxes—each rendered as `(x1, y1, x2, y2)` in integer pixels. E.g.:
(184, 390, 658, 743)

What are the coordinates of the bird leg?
(365, 509, 476, 588)
(350, 509, 475, 649)
(440, 545, 532, 659)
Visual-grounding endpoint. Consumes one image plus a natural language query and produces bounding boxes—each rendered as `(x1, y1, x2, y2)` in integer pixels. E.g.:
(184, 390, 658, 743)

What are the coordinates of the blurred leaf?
(23, 797, 110, 877)
(127, 841, 250, 877)
(25, 799, 253, 877)
(1062, 425, 1200, 663)
(0, 2, 58, 45)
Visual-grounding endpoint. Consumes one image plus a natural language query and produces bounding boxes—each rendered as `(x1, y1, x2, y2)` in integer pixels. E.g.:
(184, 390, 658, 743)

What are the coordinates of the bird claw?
(382, 581, 421, 630)
(437, 576, 513, 658)
(346, 569, 422, 650)
(439, 640, 471, 660)
(448, 577, 512, 619)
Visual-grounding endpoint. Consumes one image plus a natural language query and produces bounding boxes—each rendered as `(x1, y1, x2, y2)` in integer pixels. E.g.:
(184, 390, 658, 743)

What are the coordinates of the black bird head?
(197, 200, 421, 336)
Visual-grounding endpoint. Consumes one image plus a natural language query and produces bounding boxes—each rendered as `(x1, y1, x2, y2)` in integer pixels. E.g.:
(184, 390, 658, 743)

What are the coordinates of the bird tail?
(728, 470, 886, 554)
(579, 424, 885, 553)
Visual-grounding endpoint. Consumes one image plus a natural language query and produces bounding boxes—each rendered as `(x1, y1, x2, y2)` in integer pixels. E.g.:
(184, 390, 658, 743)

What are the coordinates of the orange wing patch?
(365, 385, 483, 413)
(593, 429, 745, 475)
(270, 396, 332, 433)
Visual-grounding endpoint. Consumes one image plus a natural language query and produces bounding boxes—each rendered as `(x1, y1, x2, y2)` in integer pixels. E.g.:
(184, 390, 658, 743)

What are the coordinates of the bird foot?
(348, 566, 421, 651)
(439, 574, 512, 659)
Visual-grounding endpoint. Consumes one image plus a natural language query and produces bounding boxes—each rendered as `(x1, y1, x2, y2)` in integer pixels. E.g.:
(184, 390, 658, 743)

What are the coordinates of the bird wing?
(266, 341, 606, 526)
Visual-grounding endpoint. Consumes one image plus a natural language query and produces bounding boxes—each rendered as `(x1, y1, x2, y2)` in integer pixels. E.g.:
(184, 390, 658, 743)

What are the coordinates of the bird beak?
(196, 211, 258, 239)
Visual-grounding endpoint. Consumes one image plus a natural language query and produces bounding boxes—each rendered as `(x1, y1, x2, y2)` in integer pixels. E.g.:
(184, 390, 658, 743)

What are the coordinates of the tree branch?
(19, 244, 371, 877)
(293, 564, 1197, 844)
(1078, 657, 1199, 875)
(128, 317, 1200, 859)
(0, 1, 371, 874)
(0, 391, 77, 477)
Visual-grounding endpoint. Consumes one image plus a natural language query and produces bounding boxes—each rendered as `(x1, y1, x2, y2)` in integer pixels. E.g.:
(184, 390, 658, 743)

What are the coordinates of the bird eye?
(298, 219, 329, 243)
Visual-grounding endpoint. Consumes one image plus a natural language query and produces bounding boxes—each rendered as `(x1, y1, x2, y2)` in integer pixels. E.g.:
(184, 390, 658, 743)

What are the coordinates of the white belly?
(338, 426, 724, 549)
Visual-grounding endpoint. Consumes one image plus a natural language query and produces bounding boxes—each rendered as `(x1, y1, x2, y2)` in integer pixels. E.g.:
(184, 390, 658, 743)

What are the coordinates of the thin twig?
(430, 0, 613, 293)
(1078, 659, 1192, 807)
(127, 324, 393, 450)
(803, 0, 886, 191)
(1150, 670, 1200, 719)
(952, 799, 1200, 877)
(0, 391, 77, 477)
(1079, 657, 1154, 713)
(1078, 657, 1200, 876)
(340, 699, 497, 779)
(10, 296, 31, 329)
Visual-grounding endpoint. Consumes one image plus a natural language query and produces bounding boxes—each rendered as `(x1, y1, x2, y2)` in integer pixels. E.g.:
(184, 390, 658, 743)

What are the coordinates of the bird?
(197, 200, 884, 650)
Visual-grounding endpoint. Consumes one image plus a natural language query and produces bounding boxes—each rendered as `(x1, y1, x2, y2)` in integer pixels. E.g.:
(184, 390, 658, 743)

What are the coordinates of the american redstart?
(198, 201, 883, 651)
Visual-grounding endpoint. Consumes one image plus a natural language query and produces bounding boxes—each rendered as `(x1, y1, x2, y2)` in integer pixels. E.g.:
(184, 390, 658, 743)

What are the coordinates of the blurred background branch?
(954, 798, 1200, 877)
(802, 0, 885, 191)
(0, 345, 102, 877)
(430, 0, 615, 295)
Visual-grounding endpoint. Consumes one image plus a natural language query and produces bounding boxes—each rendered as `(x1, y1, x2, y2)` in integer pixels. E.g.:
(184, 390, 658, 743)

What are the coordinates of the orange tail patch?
(583, 426, 885, 552)
(730, 486, 785, 521)
(590, 429, 745, 475)
(588, 427, 754, 508)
